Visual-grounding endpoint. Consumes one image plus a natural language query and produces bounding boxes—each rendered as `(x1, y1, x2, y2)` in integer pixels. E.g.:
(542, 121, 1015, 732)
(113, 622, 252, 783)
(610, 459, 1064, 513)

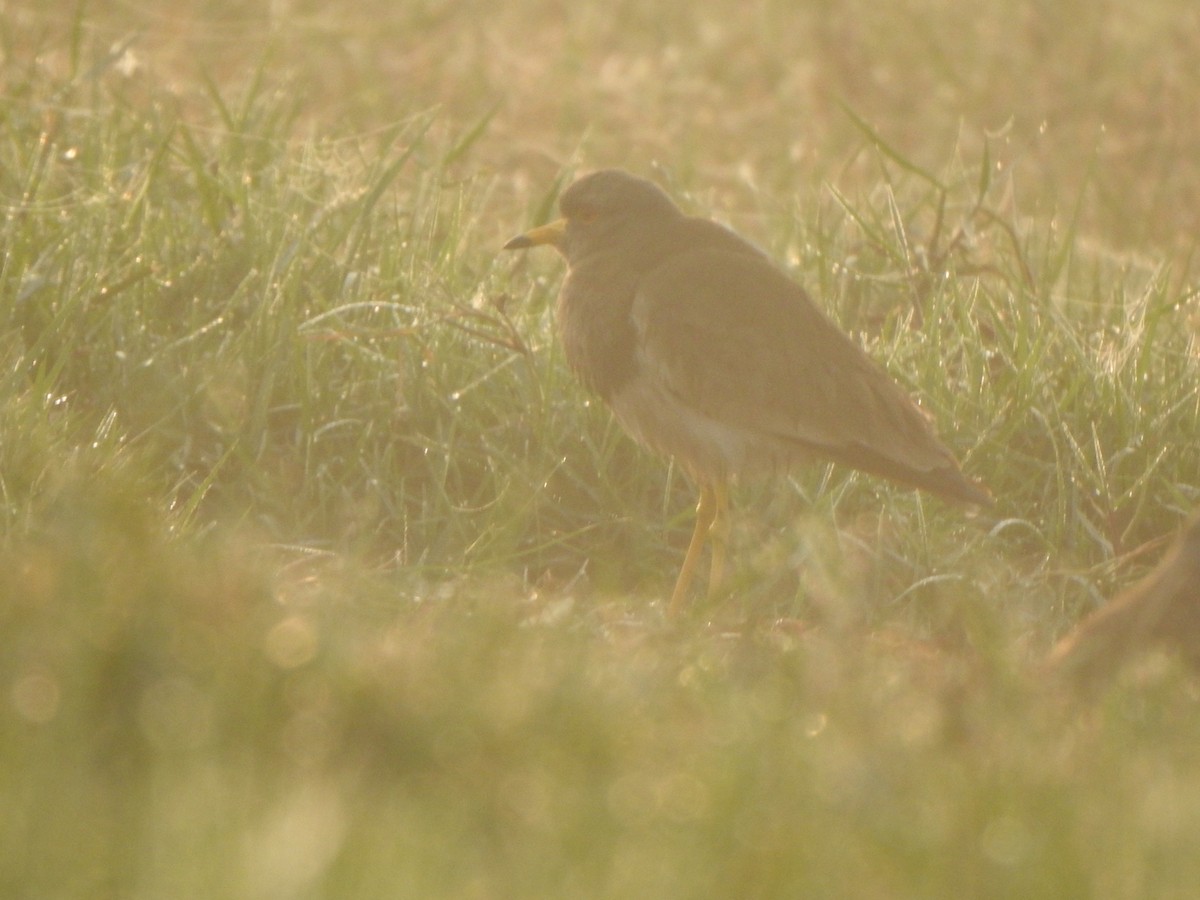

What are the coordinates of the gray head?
(558, 170, 683, 261)
(504, 169, 685, 264)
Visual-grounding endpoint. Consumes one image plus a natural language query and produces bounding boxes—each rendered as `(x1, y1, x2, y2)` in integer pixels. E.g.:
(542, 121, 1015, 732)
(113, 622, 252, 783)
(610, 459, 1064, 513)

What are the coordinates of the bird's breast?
(556, 267, 641, 400)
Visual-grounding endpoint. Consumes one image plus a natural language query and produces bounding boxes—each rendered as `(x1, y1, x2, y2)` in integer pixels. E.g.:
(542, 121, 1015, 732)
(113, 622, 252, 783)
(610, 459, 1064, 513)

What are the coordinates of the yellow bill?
(503, 218, 567, 250)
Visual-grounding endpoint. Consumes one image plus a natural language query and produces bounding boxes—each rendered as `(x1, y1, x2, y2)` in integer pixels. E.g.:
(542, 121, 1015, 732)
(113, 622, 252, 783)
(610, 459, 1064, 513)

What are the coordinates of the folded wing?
(632, 246, 990, 504)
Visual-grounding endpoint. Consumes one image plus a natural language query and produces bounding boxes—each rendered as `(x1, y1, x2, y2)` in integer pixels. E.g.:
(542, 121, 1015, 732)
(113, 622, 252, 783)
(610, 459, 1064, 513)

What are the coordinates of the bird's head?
(503, 169, 683, 265)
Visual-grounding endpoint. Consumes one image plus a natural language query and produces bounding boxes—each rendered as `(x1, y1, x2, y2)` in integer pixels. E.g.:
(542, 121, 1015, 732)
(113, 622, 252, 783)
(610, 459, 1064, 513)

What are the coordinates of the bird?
(1046, 511, 1200, 687)
(503, 168, 991, 616)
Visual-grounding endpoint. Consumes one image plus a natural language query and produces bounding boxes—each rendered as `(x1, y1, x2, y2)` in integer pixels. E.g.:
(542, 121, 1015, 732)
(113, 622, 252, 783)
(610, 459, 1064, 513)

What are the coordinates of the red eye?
(574, 206, 598, 223)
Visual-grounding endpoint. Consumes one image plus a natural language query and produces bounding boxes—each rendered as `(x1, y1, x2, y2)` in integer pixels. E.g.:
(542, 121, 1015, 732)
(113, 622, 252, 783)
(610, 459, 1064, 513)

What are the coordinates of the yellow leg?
(707, 481, 731, 599)
(667, 483, 718, 618)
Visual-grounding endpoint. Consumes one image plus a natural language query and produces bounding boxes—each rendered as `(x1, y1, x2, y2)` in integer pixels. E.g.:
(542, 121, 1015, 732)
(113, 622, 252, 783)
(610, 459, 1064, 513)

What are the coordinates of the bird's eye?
(573, 206, 598, 223)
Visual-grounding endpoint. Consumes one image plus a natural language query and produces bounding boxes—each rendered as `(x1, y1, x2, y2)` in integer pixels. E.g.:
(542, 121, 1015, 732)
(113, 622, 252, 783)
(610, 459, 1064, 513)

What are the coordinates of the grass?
(2, 2, 1200, 897)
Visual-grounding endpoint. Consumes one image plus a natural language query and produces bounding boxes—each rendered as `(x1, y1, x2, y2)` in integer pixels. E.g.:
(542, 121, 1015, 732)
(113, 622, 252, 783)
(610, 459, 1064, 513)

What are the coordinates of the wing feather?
(632, 246, 988, 503)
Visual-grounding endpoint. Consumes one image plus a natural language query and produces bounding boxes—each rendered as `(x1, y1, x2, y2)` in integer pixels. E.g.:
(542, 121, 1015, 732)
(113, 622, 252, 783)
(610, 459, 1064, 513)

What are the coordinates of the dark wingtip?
(912, 468, 993, 507)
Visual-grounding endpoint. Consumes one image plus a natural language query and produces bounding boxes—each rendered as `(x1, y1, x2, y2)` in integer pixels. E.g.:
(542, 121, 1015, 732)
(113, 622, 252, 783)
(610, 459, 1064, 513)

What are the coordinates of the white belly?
(607, 373, 807, 482)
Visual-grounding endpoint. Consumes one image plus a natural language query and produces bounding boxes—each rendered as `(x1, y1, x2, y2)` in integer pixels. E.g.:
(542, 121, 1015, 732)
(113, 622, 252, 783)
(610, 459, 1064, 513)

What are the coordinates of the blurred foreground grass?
(2, 2, 1200, 897)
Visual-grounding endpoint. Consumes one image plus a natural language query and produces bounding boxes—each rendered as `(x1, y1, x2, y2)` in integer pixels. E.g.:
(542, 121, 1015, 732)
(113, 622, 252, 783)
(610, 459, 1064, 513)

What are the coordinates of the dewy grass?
(1, 3, 1200, 898)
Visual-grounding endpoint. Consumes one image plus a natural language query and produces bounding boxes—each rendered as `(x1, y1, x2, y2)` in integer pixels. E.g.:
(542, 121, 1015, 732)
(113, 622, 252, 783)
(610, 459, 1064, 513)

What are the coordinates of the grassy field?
(3, 2, 1200, 897)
